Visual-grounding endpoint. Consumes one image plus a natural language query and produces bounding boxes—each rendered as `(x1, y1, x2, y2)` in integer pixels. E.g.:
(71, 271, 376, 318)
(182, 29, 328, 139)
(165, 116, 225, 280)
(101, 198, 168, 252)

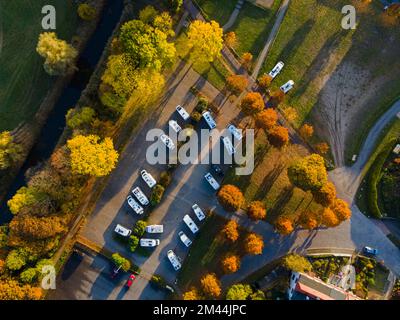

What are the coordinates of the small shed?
(393, 144, 400, 154)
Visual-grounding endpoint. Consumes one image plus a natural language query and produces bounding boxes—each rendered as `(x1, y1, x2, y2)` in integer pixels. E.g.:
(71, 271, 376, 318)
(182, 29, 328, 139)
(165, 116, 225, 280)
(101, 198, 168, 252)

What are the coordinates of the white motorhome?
(183, 214, 199, 234)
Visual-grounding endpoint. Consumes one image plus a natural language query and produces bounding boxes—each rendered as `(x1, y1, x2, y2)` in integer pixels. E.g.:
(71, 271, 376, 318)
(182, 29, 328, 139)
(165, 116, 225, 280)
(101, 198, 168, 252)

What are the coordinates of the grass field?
(223, 130, 323, 224)
(175, 32, 231, 90)
(0, 1, 79, 131)
(260, 0, 400, 164)
(228, 0, 282, 58)
(194, 0, 237, 26)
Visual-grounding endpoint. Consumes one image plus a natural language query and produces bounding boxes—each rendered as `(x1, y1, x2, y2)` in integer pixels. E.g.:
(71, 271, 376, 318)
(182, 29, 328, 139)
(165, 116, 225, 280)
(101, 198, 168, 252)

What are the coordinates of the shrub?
(77, 3, 96, 21)
(129, 235, 139, 252)
(111, 253, 131, 272)
(159, 171, 172, 188)
(191, 111, 202, 123)
(217, 185, 245, 212)
(151, 274, 167, 289)
(132, 220, 147, 237)
(151, 184, 165, 206)
(226, 284, 252, 300)
(282, 254, 312, 273)
(195, 97, 209, 113)
(20, 268, 38, 284)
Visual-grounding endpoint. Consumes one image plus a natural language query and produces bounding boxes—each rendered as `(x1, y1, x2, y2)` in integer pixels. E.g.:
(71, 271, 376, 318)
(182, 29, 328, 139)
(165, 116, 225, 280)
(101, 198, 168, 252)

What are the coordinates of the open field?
(224, 131, 323, 224)
(0, 0, 78, 131)
(175, 32, 231, 90)
(260, 0, 400, 166)
(194, 0, 237, 26)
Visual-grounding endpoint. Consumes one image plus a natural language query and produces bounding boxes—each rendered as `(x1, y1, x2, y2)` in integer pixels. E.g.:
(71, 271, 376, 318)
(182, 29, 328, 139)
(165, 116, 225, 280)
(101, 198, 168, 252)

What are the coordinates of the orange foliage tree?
(244, 233, 264, 255)
(299, 124, 314, 140)
(299, 211, 319, 230)
(226, 74, 248, 95)
(241, 52, 253, 70)
(270, 90, 285, 107)
(221, 254, 241, 274)
(224, 31, 237, 48)
(240, 92, 264, 116)
(315, 142, 330, 155)
(331, 198, 351, 221)
(257, 74, 273, 91)
(247, 201, 267, 221)
(312, 181, 337, 207)
(267, 125, 289, 149)
(321, 207, 339, 227)
(217, 185, 245, 212)
(200, 273, 221, 298)
(255, 108, 278, 131)
(183, 288, 202, 300)
(275, 216, 294, 235)
(222, 220, 239, 242)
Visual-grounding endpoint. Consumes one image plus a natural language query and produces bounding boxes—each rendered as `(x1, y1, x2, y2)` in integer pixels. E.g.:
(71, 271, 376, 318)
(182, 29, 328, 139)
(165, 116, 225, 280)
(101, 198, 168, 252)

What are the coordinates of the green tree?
(129, 235, 139, 252)
(186, 20, 223, 65)
(226, 284, 253, 300)
(7, 187, 43, 215)
(150, 184, 165, 206)
(133, 220, 147, 237)
(77, 3, 96, 21)
(36, 32, 77, 75)
(0, 131, 24, 169)
(139, 5, 158, 24)
(20, 268, 38, 284)
(282, 254, 312, 273)
(66, 107, 96, 130)
(111, 253, 131, 272)
(287, 154, 328, 192)
(67, 135, 119, 177)
(6, 249, 28, 271)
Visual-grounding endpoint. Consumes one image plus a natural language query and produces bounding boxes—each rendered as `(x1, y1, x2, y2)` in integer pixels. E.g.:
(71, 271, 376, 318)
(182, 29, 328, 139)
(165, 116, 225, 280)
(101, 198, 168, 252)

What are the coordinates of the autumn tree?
(240, 92, 264, 116)
(255, 108, 278, 131)
(7, 187, 43, 215)
(217, 185, 245, 212)
(36, 32, 77, 75)
(270, 90, 285, 107)
(187, 20, 223, 64)
(275, 216, 294, 235)
(287, 154, 328, 192)
(299, 124, 314, 140)
(77, 3, 96, 21)
(281, 106, 298, 123)
(224, 31, 237, 49)
(66, 107, 96, 130)
(221, 254, 241, 274)
(247, 201, 267, 221)
(298, 211, 319, 230)
(0, 280, 43, 300)
(0, 259, 4, 274)
(321, 207, 339, 228)
(183, 288, 202, 300)
(282, 254, 312, 273)
(139, 5, 158, 24)
(226, 284, 253, 300)
(244, 233, 264, 255)
(200, 273, 221, 298)
(111, 253, 131, 272)
(331, 198, 351, 221)
(267, 125, 289, 149)
(168, 0, 183, 13)
(67, 135, 119, 177)
(0, 131, 24, 170)
(226, 74, 248, 95)
(315, 142, 330, 155)
(241, 52, 253, 70)
(222, 220, 239, 242)
(257, 74, 273, 91)
(312, 181, 337, 207)
(9, 215, 66, 240)
(5, 249, 28, 271)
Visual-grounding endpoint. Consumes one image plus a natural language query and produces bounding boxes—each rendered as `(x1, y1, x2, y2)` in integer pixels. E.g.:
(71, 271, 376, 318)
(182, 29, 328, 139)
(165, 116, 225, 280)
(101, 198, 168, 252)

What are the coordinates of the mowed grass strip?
(228, 0, 282, 58)
(0, 0, 79, 131)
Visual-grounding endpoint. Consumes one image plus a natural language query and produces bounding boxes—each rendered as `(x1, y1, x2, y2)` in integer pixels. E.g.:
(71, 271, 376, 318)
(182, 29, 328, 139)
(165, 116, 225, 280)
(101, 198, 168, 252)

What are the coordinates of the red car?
(126, 274, 136, 288)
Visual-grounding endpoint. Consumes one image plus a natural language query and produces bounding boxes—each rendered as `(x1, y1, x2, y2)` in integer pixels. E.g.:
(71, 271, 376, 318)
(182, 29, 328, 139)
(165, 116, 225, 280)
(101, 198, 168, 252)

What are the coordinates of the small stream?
(0, 0, 124, 224)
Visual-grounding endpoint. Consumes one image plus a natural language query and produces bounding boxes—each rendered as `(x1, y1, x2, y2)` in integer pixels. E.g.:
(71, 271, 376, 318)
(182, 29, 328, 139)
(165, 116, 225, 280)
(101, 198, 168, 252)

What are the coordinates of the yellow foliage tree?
(244, 233, 264, 255)
(0, 131, 24, 170)
(200, 273, 221, 298)
(299, 124, 314, 140)
(67, 135, 119, 177)
(183, 288, 202, 300)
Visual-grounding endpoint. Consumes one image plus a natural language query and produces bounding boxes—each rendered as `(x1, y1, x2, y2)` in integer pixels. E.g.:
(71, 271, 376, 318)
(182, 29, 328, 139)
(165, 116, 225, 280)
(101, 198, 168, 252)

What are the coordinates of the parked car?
(145, 225, 164, 234)
(178, 231, 192, 247)
(176, 105, 190, 121)
(268, 61, 284, 78)
(160, 133, 175, 150)
(140, 238, 161, 247)
(227, 124, 243, 141)
(192, 204, 206, 221)
(167, 250, 182, 271)
(169, 120, 182, 133)
(363, 246, 378, 256)
(202, 111, 217, 129)
(183, 214, 199, 234)
(222, 136, 236, 155)
(141, 170, 157, 188)
(111, 265, 121, 279)
(127, 195, 144, 215)
(280, 80, 295, 94)
(132, 187, 149, 206)
(204, 172, 221, 190)
(126, 274, 136, 288)
(114, 224, 132, 237)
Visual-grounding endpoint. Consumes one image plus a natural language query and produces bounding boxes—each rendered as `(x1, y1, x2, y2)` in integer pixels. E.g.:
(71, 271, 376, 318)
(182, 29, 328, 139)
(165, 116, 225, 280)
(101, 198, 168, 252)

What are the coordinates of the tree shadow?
(253, 162, 286, 201)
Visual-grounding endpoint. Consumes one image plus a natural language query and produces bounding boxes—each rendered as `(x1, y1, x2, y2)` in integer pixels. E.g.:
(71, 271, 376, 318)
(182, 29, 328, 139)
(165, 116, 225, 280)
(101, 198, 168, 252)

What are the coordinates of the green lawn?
(194, 0, 237, 26)
(175, 32, 231, 90)
(0, 0, 79, 131)
(228, 1, 282, 58)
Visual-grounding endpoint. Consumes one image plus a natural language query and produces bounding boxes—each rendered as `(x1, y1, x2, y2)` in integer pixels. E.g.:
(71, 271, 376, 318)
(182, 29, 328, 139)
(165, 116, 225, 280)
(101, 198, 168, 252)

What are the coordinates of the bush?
(132, 220, 147, 237)
(20, 268, 38, 284)
(111, 253, 131, 272)
(129, 235, 139, 252)
(226, 284, 252, 300)
(191, 111, 202, 123)
(195, 97, 209, 113)
(151, 184, 165, 206)
(77, 3, 96, 21)
(159, 171, 172, 188)
(282, 254, 312, 273)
